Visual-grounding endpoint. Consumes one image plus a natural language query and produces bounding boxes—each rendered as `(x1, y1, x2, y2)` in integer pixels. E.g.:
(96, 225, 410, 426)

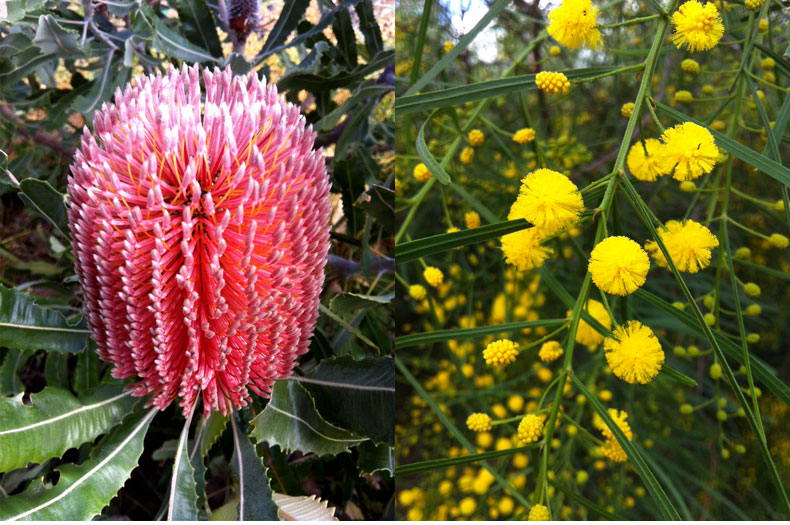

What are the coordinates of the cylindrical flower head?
(67, 65, 331, 414)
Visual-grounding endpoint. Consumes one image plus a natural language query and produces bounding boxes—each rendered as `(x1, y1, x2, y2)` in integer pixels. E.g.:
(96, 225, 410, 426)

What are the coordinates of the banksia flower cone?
(67, 65, 331, 414)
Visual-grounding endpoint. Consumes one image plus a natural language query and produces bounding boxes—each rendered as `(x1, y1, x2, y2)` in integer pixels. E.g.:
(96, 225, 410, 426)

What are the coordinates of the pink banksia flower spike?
(67, 64, 331, 415)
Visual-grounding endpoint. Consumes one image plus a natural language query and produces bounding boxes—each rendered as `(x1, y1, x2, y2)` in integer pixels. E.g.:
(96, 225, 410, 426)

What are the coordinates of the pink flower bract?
(67, 65, 331, 414)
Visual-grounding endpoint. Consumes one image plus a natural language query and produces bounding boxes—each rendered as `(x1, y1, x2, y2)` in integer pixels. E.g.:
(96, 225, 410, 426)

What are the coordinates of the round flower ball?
(659, 122, 719, 181)
(589, 236, 650, 295)
(67, 65, 331, 414)
(517, 414, 545, 444)
(539, 340, 564, 362)
(627, 139, 667, 182)
(513, 168, 584, 235)
(468, 129, 484, 147)
(413, 162, 432, 182)
(671, 1, 724, 52)
(603, 321, 665, 384)
(528, 504, 550, 521)
(546, 0, 602, 50)
(483, 339, 519, 366)
(536, 71, 571, 95)
(466, 413, 493, 432)
(513, 128, 536, 144)
(423, 266, 444, 287)
(573, 299, 613, 349)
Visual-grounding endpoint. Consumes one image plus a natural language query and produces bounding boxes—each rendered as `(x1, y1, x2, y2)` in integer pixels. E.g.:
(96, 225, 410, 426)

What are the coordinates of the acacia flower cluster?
(67, 65, 331, 414)
(546, 0, 603, 50)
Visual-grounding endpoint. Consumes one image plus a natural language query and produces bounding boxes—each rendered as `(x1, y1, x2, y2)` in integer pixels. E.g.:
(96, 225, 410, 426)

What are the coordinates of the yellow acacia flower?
(573, 299, 612, 349)
(681, 58, 700, 74)
(423, 266, 443, 287)
(745, 0, 764, 10)
(744, 282, 761, 297)
(604, 321, 665, 383)
(465, 211, 481, 229)
(409, 284, 426, 301)
(512, 169, 584, 235)
(626, 139, 667, 182)
(593, 408, 633, 440)
(513, 128, 536, 144)
(645, 220, 719, 273)
(671, 1, 724, 52)
(528, 504, 550, 521)
(443, 40, 454, 53)
(589, 236, 650, 295)
(501, 228, 553, 271)
(413, 162, 432, 182)
(466, 413, 493, 432)
(547, 0, 602, 50)
(761, 57, 775, 70)
(517, 414, 545, 444)
(621, 102, 634, 118)
(468, 129, 484, 147)
(674, 90, 693, 103)
(602, 437, 629, 462)
(460, 146, 475, 164)
(539, 340, 564, 362)
(549, 45, 562, 56)
(483, 339, 519, 366)
(769, 233, 789, 249)
(536, 71, 570, 95)
(659, 122, 719, 181)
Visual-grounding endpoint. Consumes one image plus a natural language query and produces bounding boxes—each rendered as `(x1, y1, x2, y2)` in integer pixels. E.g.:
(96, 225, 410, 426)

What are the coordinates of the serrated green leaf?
(0, 407, 156, 520)
(250, 381, 365, 457)
(152, 18, 218, 63)
(0, 33, 33, 57)
(72, 50, 116, 118)
(297, 356, 394, 445)
(175, 0, 222, 57)
(17, 177, 68, 238)
(395, 219, 530, 264)
(230, 414, 279, 520)
(167, 403, 198, 520)
(73, 340, 100, 395)
(32, 15, 80, 56)
(0, 349, 32, 396)
(356, 441, 393, 476)
(354, 0, 383, 57)
(1, 0, 46, 24)
(259, 0, 311, 57)
(330, 292, 393, 315)
(0, 48, 57, 87)
(0, 383, 137, 473)
(0, 285, 89, 353)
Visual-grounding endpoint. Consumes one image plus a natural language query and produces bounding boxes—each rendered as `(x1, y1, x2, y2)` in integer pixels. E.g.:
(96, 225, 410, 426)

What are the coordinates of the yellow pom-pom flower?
(603, 321, 665, 383)
(423, 266, 444, 288)
(513, 128, 536, 144)
(536, 71, 570, 95)
(745, 0, 765, 10)
(466, 413, 493, 432)
(547, 0, 602, 50)
(539, 340, 564, 362)
(769, 233, 789, 249)
(589, 236, 650, 295)
(761, 57, 775, 70)
(517, 414, 545, 444)
(702, 84, 715, 95)
(681, 58, 700, 74)
(646, 220, 719, 273)
(528, 504, 551, 521)
(743, 282, 761, 297)
(602, 437, 629, 462)
(465, 211, 481, 229)
(627, 139, 668, 182)
(413, 162, 432, 182)
(549, 45, 562, 56)
(443, 40, 454, 53)
(621, 102, 634, 118)
(573, 299, 613, 349)
(483, 339, 519, 366)
(468, 129, 484, 147)
(501, 228, 552, 271)
(659, 122, 719, 181)
(593, 408, 633, 441)
(512, 169, 584, 235)
(671, 1, 724, 52)
(674, 90, 693, 103)
(460, 146, 474, 164)
(409, 284, 427, 301)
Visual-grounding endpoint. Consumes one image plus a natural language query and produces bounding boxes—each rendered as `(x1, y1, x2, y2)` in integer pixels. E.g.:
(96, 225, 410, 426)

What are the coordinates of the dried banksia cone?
(67, 65, 331, 414)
